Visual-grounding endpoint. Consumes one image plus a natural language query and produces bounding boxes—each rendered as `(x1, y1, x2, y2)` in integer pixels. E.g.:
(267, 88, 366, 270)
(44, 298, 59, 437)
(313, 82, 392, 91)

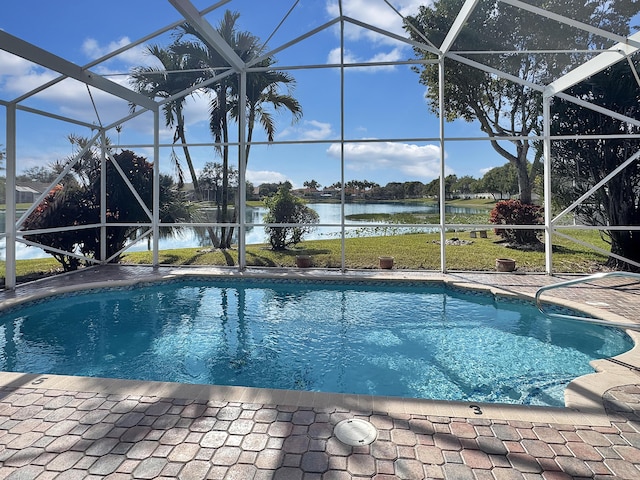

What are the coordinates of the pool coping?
(1, 266, 639, 428)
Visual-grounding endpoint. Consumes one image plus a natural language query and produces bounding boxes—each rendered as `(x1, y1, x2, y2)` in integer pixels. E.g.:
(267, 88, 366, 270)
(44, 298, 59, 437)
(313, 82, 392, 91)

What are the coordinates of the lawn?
(0, 229, 610, 286)
(117, 230, 607, 272)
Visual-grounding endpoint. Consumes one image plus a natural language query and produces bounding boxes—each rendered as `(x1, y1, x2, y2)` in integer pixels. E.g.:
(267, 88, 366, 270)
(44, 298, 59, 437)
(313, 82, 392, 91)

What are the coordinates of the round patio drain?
(334, 418, 378, 446)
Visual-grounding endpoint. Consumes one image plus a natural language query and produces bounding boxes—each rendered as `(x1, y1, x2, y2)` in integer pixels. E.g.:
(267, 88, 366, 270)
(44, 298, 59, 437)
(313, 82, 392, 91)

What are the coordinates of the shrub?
(22, 184, 89, 271)
(489, 199, 543, 244)
(264, 186, 319, 250)
(23, 150, 192, 271)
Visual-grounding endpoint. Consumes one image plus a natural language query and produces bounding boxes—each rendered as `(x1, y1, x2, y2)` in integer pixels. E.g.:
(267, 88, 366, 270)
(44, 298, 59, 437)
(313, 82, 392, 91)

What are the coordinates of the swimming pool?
(0, 277, 632, 407)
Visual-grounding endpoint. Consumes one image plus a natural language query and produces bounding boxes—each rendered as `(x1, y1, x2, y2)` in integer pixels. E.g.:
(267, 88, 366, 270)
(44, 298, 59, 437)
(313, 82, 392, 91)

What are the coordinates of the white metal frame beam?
(546, 31, 640, 96)
(440, 0, 480, 54)
(0, 31, 156, 111)
(2, 0, 640, 285)
(169, 0, 246, 72)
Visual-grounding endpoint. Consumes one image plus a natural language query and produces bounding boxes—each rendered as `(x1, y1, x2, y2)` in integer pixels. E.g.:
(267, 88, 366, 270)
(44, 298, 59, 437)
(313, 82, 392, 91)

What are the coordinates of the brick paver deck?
(0, 265, 639, 479)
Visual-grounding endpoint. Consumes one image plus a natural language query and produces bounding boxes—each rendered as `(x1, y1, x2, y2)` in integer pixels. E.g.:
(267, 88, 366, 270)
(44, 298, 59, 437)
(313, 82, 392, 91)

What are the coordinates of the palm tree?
(130, 45, 223, 246)
(129, 45, 201, 196)
(176, 10, 302, 248)
(220, 59, 302, 247)
(233, 59, 302, 164)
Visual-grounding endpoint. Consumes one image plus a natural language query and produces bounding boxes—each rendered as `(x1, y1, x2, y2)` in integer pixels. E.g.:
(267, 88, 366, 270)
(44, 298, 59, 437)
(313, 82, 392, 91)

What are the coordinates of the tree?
(303, 179, 320, 191)
(22, 184, 86, 271)
(175, 11, 302, 248)
(16, 166, 59, 183)
(424, 178, 439, 198)
(381, 182, 404, 200)
(480, 163, 519, 201)
(443, 175, 459, 199)
(22, 147, 192, 271)
(489, 199, 543, 245)
(237, 57, 302, 162)
(198, 162, 238, 204)
(551, 61, 640, 270)
(405, 0, 636, 204)
(452, 176, 477, 196)
(259, 181, 292, 198)
(258, 182, 280, 198)
(130, 45, 202, 193)
(130, 48, 223, 249)
(403, 181, 424, 198)
(263, 185, 319, 250)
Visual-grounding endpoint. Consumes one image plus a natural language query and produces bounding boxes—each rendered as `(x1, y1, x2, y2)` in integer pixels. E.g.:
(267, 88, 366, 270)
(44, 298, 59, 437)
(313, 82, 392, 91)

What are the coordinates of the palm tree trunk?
(178, 128, 201, 199)
(178, 120, 221, 247)
(219, 96, 232, 249)
(222, 114, 255, 248)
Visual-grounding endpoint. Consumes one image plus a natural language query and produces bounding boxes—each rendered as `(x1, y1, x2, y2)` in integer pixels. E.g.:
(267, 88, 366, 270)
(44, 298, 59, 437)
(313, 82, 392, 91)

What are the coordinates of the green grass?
(446, 198, 499, 207)
(346, 212, 490, 225)
(1, 197, 611, 282)
(0, 257, 65, 285)
(117, 229, 608, 272)
(0, 229, 610, 285)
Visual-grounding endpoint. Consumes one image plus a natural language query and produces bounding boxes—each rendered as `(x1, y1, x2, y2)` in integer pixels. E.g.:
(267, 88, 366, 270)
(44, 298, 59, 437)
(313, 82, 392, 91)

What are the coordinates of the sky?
(0, 0, 572, 190)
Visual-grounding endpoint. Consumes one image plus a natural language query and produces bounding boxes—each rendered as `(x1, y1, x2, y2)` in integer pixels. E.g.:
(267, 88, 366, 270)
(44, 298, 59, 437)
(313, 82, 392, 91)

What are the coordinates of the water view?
(0, 202, 487, 260)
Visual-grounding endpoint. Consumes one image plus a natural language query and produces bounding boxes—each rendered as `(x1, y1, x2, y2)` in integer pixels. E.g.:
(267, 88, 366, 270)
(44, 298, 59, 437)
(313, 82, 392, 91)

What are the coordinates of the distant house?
(15, 182, 52, 204)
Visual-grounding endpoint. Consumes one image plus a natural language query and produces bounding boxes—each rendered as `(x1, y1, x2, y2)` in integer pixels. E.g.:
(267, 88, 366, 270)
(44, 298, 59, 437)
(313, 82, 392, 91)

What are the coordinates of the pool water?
(0, 278, 632, 407)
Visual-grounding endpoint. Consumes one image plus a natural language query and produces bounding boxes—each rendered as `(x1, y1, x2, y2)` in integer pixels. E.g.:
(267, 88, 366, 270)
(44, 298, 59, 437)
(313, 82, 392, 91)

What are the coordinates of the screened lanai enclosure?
(1, 0, 640, 288)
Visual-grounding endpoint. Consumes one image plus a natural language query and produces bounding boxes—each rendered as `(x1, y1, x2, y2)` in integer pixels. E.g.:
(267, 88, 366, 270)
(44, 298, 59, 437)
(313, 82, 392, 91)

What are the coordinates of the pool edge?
(0, 371, 613, 427)
(1, 266, 638, 427)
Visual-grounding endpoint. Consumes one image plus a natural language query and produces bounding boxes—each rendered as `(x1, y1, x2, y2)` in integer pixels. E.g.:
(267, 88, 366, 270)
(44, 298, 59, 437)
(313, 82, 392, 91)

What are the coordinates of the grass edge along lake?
(1, 228, 610, 285)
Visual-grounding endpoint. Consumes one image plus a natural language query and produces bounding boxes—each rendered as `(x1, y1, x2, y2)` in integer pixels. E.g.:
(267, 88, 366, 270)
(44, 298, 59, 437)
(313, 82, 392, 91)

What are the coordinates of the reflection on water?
(0, 203, 487, 260)
(0, 278, 630, 406)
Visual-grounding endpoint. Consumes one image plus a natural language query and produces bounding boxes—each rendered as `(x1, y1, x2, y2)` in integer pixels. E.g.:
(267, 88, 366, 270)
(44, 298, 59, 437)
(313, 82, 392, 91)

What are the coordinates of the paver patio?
(0, 265, 639, 479)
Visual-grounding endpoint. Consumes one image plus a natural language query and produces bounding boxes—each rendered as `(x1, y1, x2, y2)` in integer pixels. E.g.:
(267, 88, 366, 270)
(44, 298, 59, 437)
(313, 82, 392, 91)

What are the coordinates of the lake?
(0, 202, 487, 260)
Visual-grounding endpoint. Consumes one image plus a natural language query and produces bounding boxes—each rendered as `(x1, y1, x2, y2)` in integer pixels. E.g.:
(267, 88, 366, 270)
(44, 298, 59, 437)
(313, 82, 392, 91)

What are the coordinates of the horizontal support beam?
(0, 30, 157, 111)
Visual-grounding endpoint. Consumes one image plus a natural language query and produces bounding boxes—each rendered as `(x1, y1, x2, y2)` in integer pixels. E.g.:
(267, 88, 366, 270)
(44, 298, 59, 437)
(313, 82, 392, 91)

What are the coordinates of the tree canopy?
(405, 0, 637, 205)
(23, 148, 192, 271)
(551, 60, 640, 270)
(263, 185, 319, 250)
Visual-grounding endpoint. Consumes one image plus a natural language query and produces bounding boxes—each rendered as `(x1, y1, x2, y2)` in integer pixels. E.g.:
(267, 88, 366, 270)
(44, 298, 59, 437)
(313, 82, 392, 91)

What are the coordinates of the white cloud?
(82, 37, 149, 66)
(2, 69, 59, 97)
(0, 37, 154, 127)
(325, 0, 423, 41)
(323, 1, 421, 72)
(0, 50, 61, 100)
(327, 47, 403, 71)
(327, 141, 446, 180)
(0, 50, 34, 77)
(0, 35, 210, 139)
(479, 166, 498, 175)
(247, 169, 290, 186)
(279, 120, 334, 141)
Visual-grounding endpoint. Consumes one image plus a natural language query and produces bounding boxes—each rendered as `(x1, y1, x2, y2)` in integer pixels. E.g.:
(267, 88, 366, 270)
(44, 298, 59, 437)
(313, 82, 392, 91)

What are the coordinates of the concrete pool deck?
(0, 265, 639, 479)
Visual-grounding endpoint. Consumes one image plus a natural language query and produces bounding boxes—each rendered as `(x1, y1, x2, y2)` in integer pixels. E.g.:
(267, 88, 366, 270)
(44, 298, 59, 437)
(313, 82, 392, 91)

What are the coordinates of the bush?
(23, 150, 192, 271)
(22, 184, 89, 271)
(264, 186, 319, 250)
(489, 199, 543, 244)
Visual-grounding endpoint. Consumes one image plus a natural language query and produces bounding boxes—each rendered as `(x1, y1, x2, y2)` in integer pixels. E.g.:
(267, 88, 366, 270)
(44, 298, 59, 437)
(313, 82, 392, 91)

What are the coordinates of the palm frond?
(169, 148, 186, 189)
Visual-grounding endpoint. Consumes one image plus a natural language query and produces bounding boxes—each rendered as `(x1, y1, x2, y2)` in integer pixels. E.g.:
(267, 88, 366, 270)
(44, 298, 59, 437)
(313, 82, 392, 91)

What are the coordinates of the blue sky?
(0, 0, 512, 190)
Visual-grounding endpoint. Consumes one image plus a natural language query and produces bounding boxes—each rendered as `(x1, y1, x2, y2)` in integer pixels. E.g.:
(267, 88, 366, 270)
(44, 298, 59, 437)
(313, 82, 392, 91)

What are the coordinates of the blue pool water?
(0, 278, 632, 407)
